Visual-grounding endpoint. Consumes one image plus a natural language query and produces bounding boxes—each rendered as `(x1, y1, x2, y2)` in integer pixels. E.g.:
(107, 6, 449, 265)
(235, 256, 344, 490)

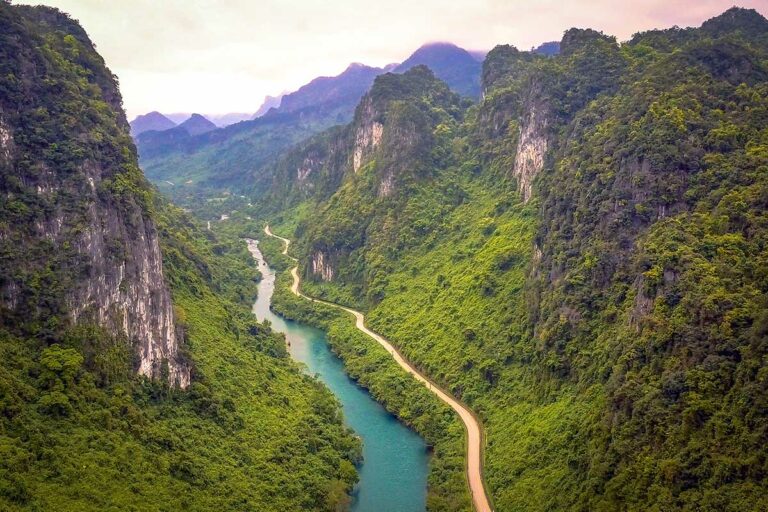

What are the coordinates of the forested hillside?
(137, 44, 484, 209)
(0, 5, 359, 510)
(256, 7, 768, 510)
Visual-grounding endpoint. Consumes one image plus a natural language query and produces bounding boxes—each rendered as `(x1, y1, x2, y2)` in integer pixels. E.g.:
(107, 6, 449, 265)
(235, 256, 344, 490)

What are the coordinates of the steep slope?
(137, 63, 391, 204)
(254, 94, 284, 117)
(0, 5, 360, 511)
(130, 111, 177, 136)
(395, 43, 482, 98)
(276, 63, 387, 114)
(178, 113, 217, 135)
(257, 8, 768, 511)
(0, 3, 188, 386)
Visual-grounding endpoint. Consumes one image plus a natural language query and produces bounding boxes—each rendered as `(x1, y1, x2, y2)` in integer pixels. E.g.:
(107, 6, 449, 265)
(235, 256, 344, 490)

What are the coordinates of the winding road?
(263, 225, 493, 512)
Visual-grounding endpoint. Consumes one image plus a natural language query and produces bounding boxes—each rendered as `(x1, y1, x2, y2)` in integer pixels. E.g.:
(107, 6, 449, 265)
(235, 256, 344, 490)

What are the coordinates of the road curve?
(263, 225, 493, 512)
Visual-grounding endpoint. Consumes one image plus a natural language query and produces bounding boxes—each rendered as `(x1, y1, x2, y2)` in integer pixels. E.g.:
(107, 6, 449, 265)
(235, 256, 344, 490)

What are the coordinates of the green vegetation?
(5, 1, 768, 510)
(0, 5, 359, 511)
(260, 232, 472, 511)
(138, 107, 347, 205)
(0, 202, 361, 511)
(252, 8, 768, 511)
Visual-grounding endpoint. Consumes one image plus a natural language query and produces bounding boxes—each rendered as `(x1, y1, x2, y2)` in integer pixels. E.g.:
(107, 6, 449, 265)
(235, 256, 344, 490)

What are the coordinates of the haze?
(18, 0, 768, 118)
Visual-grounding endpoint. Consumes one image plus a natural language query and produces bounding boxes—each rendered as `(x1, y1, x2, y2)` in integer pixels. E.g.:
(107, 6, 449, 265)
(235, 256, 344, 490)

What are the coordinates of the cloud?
(19, 0, 768, 118)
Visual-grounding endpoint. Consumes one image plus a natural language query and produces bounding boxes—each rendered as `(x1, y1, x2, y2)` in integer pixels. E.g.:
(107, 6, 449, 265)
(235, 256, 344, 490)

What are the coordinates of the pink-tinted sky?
(19, 0, 768, 118)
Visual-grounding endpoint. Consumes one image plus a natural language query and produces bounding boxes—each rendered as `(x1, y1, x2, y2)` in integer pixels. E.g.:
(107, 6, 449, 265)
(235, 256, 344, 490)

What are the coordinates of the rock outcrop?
(352, 96, 384, 173)
(310, 250, 335, 281)
(512, 95, 549, 202)
(0, 5, 189, 387)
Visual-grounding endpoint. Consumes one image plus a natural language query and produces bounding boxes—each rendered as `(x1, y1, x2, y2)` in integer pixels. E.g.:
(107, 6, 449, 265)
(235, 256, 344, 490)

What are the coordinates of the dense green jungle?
(2, 2, 768, 511)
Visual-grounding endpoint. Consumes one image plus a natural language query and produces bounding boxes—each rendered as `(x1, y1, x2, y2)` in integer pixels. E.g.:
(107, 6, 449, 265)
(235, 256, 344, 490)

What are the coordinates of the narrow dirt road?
(263, 225, 493, 512)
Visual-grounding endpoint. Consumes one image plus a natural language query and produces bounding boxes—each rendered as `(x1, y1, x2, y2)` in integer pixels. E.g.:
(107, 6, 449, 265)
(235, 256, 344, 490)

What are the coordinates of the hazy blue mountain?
(275, 63, 386, 114)
(394, 42, 482, 97)
(254, 94, 284, 117)
(129, 111, 176, 136)
(178, 113, 217, 135)
(137, 63, 393, 201)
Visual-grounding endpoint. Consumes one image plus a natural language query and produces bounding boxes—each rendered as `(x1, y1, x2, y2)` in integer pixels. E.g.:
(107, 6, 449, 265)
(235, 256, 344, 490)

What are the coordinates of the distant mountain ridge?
(274, 63, 389, 114)
(394, 42, 482, 97)
(130, 111, 176, 136)
(254, 94, 284, 117)
(178, 113, 217, 135)
(138, 41, 487, 201)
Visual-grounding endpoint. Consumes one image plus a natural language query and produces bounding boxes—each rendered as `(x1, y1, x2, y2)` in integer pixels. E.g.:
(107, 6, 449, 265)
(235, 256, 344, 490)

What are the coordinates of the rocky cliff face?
(310, 250, 335, 281)
(289, 67, 462, 283)
(352, 96, 384, 173)
(512, 92, 549, 202)
(0, 5, 188, 387)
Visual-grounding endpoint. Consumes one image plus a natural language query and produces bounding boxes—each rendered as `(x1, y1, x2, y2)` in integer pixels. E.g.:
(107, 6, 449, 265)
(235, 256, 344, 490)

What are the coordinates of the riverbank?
(247, 239, 429, 511)
(263, 226, 488, 512)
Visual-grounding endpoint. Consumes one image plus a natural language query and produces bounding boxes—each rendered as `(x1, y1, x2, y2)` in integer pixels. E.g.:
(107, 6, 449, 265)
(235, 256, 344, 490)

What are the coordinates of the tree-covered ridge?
(258, 7, 768, 510)
(0, 200, 361, 511)
(0, 4, 360, 510)
(0, 3, 190, 383)
(528, 8, 768, 508)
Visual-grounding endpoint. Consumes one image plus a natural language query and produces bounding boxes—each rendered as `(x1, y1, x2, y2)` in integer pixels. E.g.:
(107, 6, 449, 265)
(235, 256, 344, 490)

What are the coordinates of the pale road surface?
(263, 225, 493, 512)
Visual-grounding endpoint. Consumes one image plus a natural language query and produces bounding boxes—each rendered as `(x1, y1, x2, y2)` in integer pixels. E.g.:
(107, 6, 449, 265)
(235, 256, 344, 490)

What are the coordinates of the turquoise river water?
(249, 239, 429, 512)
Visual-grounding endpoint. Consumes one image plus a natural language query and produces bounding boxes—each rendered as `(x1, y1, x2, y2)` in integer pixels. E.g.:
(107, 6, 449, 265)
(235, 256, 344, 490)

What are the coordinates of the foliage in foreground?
(0, 4, 360, 510)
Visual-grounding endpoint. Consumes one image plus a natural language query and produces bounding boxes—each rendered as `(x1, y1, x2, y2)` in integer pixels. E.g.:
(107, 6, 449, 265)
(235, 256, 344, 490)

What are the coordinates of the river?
(247, 239, 429, 512)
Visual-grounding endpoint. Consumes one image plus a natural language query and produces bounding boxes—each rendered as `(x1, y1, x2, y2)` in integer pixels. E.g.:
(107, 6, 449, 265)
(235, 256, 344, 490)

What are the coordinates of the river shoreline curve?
(263, 225, 494, 512)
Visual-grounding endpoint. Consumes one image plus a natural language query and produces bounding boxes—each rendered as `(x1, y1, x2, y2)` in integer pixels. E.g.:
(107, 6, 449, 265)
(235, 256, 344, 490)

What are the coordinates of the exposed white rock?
(311, 251, 334, 281)
(3, 153, 190, 388)
(297, 156, 321, 182)
(512, 102, 548, 202)
(378, 173, 395, 197)
(352, 96, 384, 173)
(67, 185, 190, 388)
(0, 116, 13, 164)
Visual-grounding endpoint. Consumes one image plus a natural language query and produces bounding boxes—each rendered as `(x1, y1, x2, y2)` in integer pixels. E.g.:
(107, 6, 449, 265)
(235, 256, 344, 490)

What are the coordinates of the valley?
(247, 236, 430, 512)
(2, 1, 768, 511)
(262, 225, 492, 512)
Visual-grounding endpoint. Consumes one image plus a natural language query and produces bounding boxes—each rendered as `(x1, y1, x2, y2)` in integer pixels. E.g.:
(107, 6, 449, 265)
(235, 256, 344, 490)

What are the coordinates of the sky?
(19, 0, 768, 119)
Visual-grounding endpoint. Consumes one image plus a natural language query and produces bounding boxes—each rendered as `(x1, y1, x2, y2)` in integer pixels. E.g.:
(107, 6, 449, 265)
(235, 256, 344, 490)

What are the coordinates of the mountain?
(254, 94, 284, 117)
(129, 110, 176, 136)
(1, 6, 189, 388)
(136, 43, 489, 202)
(136, 63, 393, 203)
(252, 8, 768, 511)
(276, 62, 387, 114)
(205, 112, 253, 127)
(394, 42, 482, 98)
(178, 113, 217, 135)
(163, 112, 252, 127)
(0, 4, 359, 510)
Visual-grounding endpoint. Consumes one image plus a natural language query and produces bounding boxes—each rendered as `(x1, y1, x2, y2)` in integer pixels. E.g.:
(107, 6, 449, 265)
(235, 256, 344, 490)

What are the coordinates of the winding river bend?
(260, 226, 494, 512)
(247, 239, 429, 512)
